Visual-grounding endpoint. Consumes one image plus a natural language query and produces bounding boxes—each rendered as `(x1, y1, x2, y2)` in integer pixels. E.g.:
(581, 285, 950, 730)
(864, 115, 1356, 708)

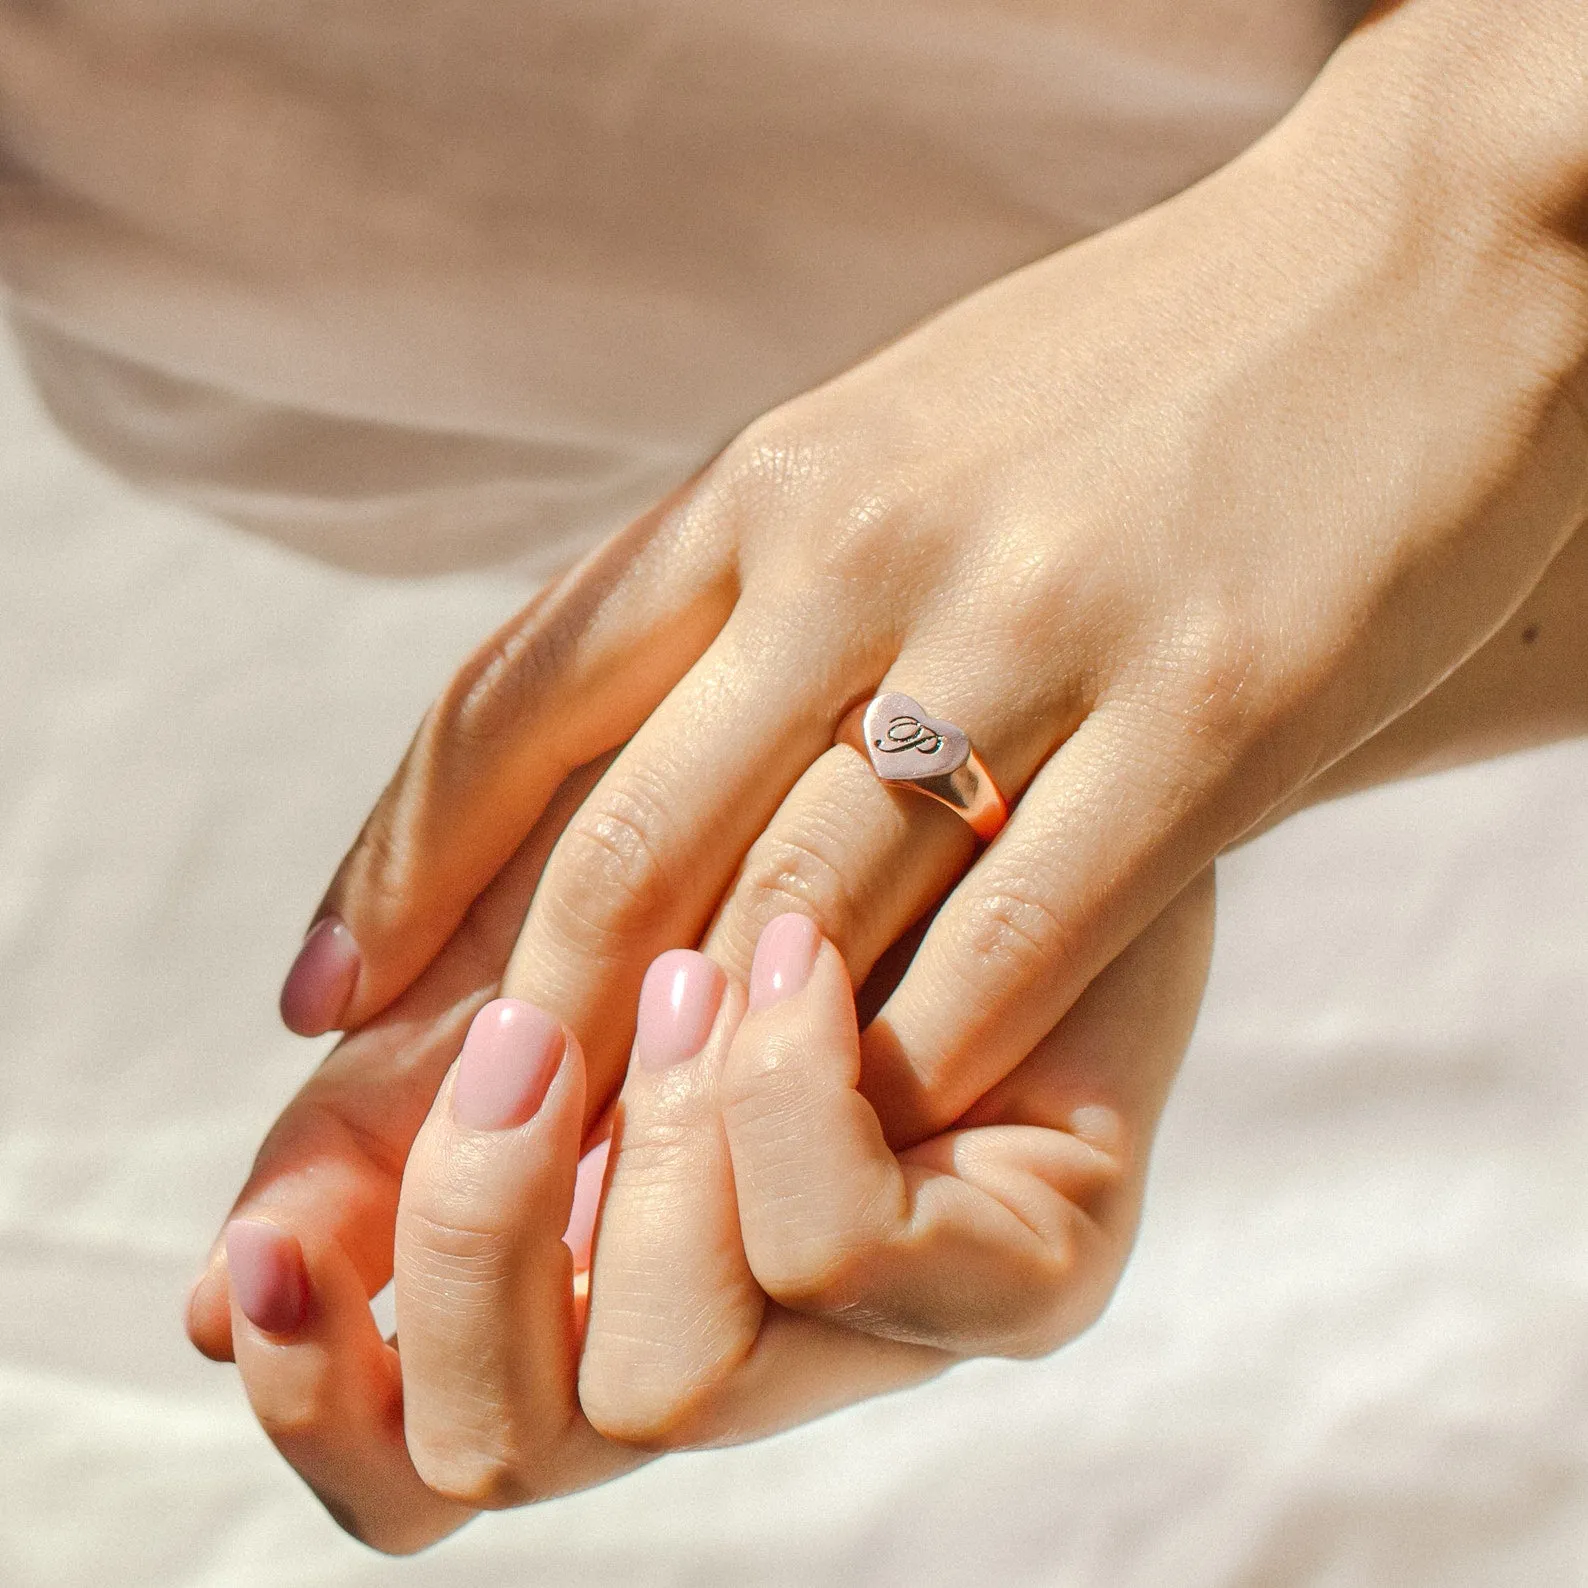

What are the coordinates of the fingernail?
(636, 949, 725, 1070)
(749, 913, 821, 1012)
(562, 1136, 612, 1272)
(225, 1220, 309, 1335)
(279, 916, 360, 1036)
(452, 998, 566, 1130)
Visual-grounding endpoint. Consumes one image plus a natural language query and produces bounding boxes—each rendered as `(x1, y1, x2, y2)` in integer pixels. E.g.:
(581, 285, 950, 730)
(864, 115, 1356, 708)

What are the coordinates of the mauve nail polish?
(278, 916, 360, 1036)
(225, 1220, 308, 1335)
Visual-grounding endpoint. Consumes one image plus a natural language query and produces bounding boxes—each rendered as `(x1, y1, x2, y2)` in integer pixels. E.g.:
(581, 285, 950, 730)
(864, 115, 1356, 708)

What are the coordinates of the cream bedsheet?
(2, 327, 1585, 1586)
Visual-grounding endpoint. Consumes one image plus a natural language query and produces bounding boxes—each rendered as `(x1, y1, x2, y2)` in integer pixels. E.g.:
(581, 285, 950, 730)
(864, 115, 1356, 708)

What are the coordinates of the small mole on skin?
(1521, 624, 1540, 646)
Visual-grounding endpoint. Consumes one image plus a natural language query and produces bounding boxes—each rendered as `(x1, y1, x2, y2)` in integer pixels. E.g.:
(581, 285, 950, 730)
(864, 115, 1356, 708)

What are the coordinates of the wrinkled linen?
(3, 1, 1586, 1582)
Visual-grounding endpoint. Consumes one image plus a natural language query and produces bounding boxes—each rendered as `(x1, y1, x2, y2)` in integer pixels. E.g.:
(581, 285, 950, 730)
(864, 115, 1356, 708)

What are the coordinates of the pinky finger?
(225, 1219, 473, 1554)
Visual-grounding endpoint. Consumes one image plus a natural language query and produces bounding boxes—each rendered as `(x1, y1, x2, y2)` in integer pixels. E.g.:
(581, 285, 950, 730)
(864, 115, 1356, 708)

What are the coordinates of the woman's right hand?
(218, 877, 1213, 1552)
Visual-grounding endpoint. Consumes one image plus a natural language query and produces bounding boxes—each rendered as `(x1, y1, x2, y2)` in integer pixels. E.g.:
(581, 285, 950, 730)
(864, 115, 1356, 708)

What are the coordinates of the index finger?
(189, 755, 611, 1361)
(281, 486, 737, 1036)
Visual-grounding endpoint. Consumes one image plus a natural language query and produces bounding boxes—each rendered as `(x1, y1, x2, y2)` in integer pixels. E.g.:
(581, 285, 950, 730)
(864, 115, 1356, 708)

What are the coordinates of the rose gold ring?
(838, 692, 1008, 841)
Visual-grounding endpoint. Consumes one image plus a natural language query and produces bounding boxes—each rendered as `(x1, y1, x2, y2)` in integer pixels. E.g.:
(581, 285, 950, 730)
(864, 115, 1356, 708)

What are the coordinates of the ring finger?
(701, 632, 1082, 1135)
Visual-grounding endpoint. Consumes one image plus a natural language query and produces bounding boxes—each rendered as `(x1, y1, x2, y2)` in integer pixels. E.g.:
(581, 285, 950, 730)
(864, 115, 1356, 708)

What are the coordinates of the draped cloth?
(1, 1, 1360, 573)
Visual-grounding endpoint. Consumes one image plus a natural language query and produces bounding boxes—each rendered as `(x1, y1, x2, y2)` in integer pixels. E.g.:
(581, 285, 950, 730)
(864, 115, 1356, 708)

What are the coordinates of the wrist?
(1242, 0, 1588, 392)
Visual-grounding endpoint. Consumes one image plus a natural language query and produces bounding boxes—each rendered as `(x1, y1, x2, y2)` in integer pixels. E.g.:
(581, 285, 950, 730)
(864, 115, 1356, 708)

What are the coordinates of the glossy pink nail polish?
(225, 1220, 309, 1335)
(278, 916, 360, 1037)
(749, 913, 821, 1012)
(452, 998, 565, 1130)
(636, 950, 725, 1070)
(562, 1136, 612, 1272)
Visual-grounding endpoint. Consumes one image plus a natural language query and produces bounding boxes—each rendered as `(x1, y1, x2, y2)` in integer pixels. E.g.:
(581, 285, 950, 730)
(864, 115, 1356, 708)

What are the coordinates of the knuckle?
(338, 801, 425, 924)
(951, 886, 1072, 997)
(988, 531, 1091, 635)
(600, 1120, 698, 1191)
(732, 824, 854, 943)
(578, 1255, 749, 1446)
(733, 1184, 890, 1312)
(716, 410, 927, 592)
(344, 1521, 432, 1558)
(251, 1381, 343, 1446)
(802, 487, 909, 587)
(1111, 602, 1298, 830)
(749, 1224, 871, 1313)
(578, 1343, 718, 1450)
(1001, 1266, 1115, 1362)
(407, 1429, 541, 1510)
(539, 773, 677, 949)
(720, 1045, 901, 1311)
(712, 408, 839, 516)
(1148, 602, 1272, 756)
(719, 1025, 806, 1119)
(426, 596, 570, 754)
(399, 1205, 520, 1271)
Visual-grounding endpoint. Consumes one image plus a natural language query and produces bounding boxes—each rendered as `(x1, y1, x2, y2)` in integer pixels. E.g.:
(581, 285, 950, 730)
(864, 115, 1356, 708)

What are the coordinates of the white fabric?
(0, 0, 1360, 574)
(3, 3, 1585, 1580)
(4, 325, 1587, 1585)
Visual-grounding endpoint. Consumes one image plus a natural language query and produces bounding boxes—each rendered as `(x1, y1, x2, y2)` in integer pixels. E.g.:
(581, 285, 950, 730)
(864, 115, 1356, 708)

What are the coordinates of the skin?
(189, 0, 1588, 1551)
(196, 526, 1588, 1549)
(224, 884, 1217, 1552)
(285, 0, 1588, 1122)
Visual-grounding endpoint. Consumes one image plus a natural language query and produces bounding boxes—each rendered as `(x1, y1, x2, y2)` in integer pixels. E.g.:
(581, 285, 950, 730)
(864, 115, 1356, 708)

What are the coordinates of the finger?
(574, 949, 952, 1448)
(722, 893, 1211, 1357)
(225, 1218, 473, 1553)
(188, 756, 610, 1362)
(862, 699, 1240, 1141)
(281, 485, 737, 1035)
(578, 952, 765, 1444)
(496, 590, 872, 1117)
(953, 865, 1216, 1197)
(699, 740, 975, 997)
(395, 1000, 637, 1506)
(722, 918, 1079, 1355)
(695, 641, 1083, 1132)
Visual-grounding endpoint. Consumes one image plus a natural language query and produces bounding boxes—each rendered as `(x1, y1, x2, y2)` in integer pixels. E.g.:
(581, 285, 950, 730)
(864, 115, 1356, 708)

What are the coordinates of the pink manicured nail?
(225, 1220, 309, 1335)
(452, 998, 565, 1130)
(636, 950, 725, 1070)
(279, 916, 360, 1036)
(562, 1136, 612, 1272)
(749, 913, 821, 1012)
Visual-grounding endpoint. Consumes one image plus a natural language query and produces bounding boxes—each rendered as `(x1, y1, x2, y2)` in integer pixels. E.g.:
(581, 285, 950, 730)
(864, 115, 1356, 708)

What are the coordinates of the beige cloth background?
(3, 326, 1587, 1584)
(2, 2, 1586, 1581)
(0, 0, 1361, 574)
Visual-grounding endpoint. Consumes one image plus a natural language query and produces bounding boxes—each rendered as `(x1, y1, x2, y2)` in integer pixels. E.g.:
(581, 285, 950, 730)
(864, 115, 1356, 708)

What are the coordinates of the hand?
(279, 27, 1588, 1151)
(217, 879, 1213, 1551)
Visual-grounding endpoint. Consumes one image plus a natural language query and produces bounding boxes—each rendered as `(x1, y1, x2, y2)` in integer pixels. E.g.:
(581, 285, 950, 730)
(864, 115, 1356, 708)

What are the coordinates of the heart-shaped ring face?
(862, 693, 971, 784)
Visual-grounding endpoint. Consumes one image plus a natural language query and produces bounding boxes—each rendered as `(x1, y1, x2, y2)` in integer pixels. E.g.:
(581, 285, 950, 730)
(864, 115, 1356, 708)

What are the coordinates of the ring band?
(839, 692, 1008, 841)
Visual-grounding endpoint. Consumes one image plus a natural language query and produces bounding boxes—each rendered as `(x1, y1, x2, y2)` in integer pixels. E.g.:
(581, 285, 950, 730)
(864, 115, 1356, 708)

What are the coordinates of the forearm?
(1249, 514, 1588, 836)
(1222, 0, 1588, 835)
